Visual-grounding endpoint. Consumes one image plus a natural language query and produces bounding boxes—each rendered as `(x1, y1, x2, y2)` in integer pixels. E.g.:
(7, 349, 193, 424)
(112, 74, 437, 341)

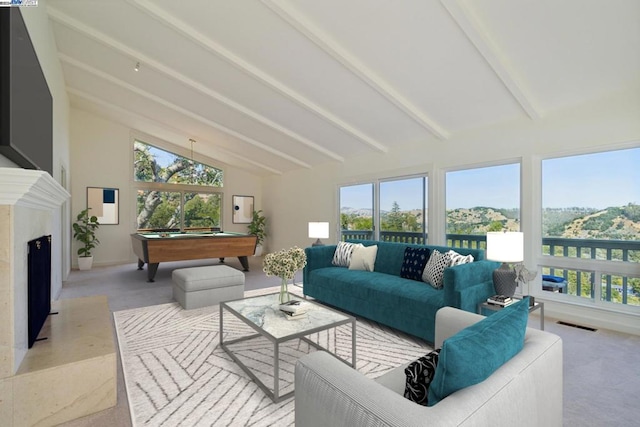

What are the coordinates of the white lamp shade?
(486, 231, 524, 263)
(308, 222, 329, 239)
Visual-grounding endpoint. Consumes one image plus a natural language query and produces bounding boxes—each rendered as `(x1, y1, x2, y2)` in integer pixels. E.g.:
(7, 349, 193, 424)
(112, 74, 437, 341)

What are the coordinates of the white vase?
(78, 256, 93, 270)
(254, 244, 263, 256)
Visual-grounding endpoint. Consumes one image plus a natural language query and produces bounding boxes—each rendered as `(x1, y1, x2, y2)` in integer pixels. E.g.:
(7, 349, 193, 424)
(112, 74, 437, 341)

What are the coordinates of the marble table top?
(223, 293, 352, 340)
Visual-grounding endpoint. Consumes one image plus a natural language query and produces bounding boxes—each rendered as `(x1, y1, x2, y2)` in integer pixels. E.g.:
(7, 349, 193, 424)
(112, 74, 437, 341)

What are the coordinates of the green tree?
(134, 141, 223, 229)
(184, 194, 221, 228)
(385, 201, 404, 231)
(487, 221, 503, 232)
(352, 216, 372, 230)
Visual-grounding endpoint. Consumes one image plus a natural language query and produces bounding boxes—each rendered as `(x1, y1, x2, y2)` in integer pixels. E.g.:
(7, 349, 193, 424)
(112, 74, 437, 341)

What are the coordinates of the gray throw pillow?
(422, 250, 452, 289)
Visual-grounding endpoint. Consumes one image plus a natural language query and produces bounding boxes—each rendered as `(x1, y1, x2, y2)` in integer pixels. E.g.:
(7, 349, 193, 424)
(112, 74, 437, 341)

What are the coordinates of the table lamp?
(308, 222, 329, 246)
(486, 231, 524, 297)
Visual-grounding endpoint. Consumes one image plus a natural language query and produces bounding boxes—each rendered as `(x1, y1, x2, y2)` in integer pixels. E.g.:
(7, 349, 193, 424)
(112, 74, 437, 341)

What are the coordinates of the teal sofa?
(303, 240, 500, 343)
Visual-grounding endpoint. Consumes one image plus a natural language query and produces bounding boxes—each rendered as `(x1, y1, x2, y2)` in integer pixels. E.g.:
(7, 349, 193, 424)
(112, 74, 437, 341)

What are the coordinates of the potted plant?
(73, 208, 100, 270)
(248, 209, 266, 256)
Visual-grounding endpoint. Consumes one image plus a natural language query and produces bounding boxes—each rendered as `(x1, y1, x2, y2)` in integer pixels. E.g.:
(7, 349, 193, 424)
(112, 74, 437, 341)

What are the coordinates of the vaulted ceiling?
(48, 0, 640, 176)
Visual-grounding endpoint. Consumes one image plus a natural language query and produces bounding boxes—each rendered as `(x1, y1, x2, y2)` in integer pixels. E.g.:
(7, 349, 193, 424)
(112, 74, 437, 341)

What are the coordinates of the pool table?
(131, 231, 258, 282)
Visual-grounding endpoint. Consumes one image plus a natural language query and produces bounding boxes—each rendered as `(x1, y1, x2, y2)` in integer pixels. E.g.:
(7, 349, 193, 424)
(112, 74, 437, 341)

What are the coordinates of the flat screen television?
(0, 8, 53, 176)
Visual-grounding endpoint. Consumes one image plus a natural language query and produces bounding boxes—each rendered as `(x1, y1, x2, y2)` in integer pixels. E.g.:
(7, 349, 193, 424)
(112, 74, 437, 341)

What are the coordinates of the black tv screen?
(0, 8, 52, 175)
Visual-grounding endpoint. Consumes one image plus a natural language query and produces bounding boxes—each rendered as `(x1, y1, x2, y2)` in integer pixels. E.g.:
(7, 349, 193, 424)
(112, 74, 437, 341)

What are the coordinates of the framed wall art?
(87, 187, 119, 225)
(232, 195, 254, 224)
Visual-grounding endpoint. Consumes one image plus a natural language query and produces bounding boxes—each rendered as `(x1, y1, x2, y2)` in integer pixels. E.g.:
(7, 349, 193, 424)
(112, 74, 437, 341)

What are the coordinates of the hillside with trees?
(547, 203, 640, 240)
(341, 203, 640, 241)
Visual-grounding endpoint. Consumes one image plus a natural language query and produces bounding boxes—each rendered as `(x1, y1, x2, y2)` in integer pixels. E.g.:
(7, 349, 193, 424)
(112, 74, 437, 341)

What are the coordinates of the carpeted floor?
(58, 257, 640, 426)
(114, 287, 430, 427)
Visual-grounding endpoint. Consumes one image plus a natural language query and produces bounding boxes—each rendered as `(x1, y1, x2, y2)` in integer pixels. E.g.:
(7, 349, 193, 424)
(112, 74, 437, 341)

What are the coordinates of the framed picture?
(87, 187, 119, 225)
(232, 195, 253, 224)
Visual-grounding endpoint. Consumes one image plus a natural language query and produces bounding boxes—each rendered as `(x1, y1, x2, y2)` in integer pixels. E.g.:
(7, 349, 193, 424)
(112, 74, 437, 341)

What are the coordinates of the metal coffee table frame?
(220, 294, 356, 403)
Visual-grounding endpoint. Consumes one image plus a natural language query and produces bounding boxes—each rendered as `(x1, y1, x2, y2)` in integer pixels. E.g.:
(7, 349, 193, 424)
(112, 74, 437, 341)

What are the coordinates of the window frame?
(538, 146, 640, 312)
(338, 173, 428, 243)
(131, 133, 225, 232)
(444, 160, 522, 248)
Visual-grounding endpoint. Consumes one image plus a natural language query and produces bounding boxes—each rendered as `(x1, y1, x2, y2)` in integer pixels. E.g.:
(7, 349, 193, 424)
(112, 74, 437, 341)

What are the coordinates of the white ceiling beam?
(441, 0, 542, 119)
(66, 87, 284, 175)
(126, 0, 388, 153)
(262, 0, 449, 139)
(47, 6, 344, 164)
(59, 54, 312, 169)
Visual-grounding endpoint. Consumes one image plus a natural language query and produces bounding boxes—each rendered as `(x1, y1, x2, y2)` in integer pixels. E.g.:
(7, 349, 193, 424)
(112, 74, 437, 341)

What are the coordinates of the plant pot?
(254, 244, 263, 256)
(78, 256, 93, 270)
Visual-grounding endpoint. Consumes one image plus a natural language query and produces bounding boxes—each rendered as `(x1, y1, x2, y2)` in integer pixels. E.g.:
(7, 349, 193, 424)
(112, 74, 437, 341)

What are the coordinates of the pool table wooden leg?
(219, 258, 226, 264)
(137, 259, 144, 270)
(147, 263, 159, 282)
(238, 256, 249, 271)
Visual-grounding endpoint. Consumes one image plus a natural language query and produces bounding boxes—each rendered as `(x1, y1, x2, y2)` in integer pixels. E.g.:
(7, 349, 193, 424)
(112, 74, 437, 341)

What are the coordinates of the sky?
(340, 148, 639, 211)
(542, 148, 639, 209)
(148, 144, 179, 167)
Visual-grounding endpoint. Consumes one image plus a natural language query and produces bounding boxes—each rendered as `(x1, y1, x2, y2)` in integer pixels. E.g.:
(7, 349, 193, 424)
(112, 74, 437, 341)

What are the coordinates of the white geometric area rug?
(113, 287, 431, 427)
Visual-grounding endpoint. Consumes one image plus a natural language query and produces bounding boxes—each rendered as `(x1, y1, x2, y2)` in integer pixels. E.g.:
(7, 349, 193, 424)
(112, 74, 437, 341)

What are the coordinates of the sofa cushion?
(427, 297, 529, 406)
(349, 245, 378, 271)
(308, 267, 445, 326)
(400, 247, 430, 281)
(447, 249, 474, 266)
(404, 349, 440, 406)
(332, 241, 363, 267)
(422, 249, 451, 289)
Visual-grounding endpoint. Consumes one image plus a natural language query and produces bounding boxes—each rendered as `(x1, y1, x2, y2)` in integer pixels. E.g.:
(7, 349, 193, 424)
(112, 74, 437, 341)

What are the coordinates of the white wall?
(263, 90, 640, 335)
(69, 108, 263, 267)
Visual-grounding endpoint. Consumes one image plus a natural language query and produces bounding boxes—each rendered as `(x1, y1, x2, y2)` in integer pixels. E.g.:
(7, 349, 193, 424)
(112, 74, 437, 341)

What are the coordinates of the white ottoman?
(172, 265, 245, 310)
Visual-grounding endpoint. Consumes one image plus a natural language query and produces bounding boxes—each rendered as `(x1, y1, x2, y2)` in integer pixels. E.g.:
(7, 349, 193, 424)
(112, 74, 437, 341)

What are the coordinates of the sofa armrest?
(295, 351, 427, 427)
(443, 259, 500, 312)
(303, 245, 337, 285)
(434, 306, 484, 348)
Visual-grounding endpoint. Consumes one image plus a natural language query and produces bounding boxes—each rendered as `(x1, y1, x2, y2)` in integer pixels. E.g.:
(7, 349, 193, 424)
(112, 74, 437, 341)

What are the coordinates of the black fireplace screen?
(28, 235, 51, 348)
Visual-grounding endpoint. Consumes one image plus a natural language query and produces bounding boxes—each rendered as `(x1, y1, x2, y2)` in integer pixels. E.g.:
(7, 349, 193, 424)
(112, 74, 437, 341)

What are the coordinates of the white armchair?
(295, 306, 563, 427)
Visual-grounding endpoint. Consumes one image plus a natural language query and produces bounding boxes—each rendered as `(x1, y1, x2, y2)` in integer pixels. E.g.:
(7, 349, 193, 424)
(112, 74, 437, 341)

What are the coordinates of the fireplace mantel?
(0, 168, 69, 208)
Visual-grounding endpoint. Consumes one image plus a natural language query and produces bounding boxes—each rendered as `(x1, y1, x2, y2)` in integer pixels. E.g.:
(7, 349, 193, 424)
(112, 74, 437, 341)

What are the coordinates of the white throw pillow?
(447, 250, 474, 266)
(332, 241, 363, 267)
(422, 249, 452, 289)
(349, 245, 378, 272)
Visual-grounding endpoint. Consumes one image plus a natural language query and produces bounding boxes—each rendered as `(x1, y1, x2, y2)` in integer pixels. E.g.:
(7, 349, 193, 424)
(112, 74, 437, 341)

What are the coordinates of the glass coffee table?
(220, 293, 356, 402)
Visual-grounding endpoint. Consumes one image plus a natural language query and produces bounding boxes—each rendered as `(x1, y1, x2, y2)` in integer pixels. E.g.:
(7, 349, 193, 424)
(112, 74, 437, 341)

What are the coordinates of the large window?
(134, 140, 223, 231)
(446, 163, 520, 248)
(379, 177, 427, 243)
(339, 175, 428, 243)
(134, 141, 223, 186)
(340, 183, 374, 240)
(541, 148, 640, 307)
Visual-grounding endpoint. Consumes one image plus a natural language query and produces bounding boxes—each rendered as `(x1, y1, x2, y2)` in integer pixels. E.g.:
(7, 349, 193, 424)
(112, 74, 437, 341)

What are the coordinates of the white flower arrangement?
(263, 246, 307, 280)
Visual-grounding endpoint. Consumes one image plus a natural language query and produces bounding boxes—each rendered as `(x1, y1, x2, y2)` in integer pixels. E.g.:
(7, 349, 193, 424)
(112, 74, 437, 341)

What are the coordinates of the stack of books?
(487, 295, 515, 307)
(279, 300, 309, 320)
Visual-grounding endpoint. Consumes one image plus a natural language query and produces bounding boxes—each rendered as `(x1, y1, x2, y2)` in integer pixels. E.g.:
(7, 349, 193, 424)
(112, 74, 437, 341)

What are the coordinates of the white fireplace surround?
(0, 168, 69, 376)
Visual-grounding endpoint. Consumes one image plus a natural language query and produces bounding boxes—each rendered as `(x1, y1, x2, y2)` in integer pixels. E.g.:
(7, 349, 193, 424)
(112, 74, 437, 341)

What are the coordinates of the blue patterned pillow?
(401, 247, 430, 281)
